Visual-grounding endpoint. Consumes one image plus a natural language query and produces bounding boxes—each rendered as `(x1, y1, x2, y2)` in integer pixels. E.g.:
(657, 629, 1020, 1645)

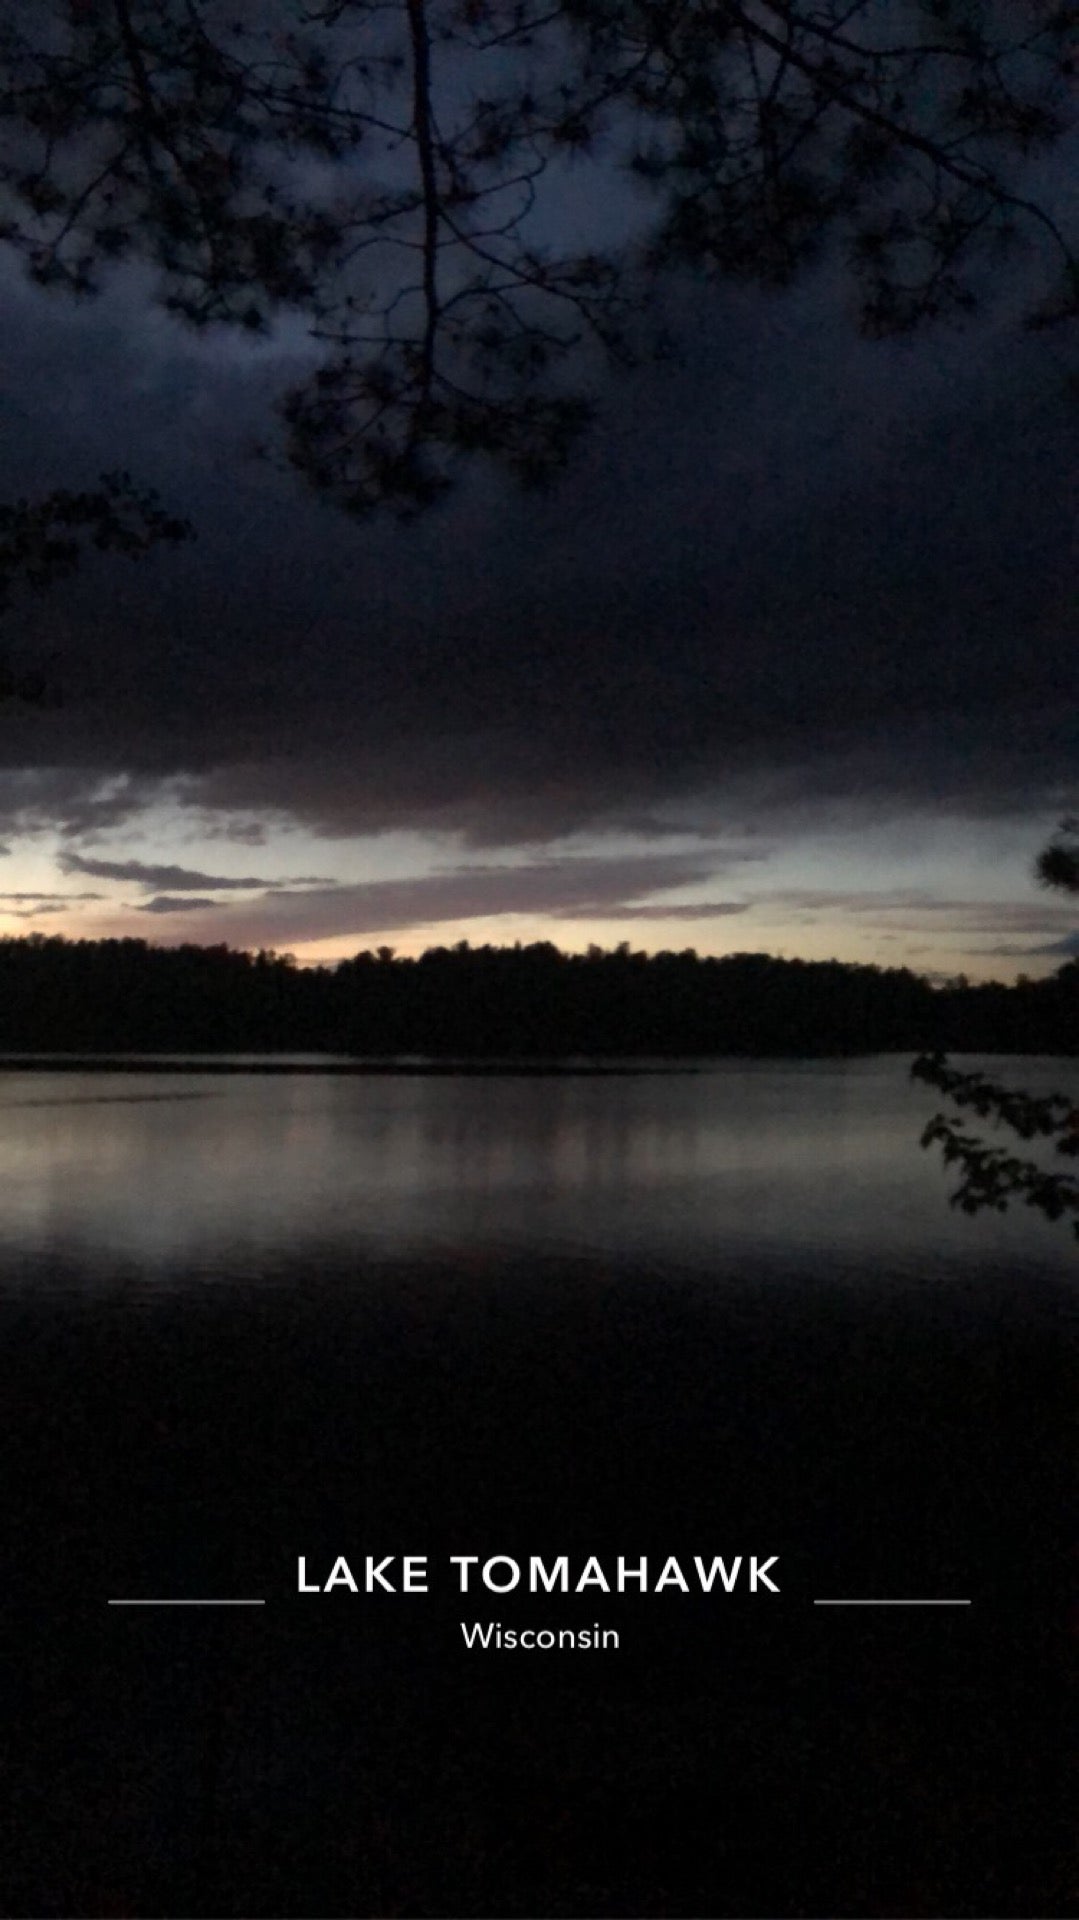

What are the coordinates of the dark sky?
(0, 147, 1075, 972)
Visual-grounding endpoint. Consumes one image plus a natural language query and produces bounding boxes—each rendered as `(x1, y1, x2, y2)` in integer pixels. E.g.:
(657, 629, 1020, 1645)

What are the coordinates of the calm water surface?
(0, 1054, 1075, 1282)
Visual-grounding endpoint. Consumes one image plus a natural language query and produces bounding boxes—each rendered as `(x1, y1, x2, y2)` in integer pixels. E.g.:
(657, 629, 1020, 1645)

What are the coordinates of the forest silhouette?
(1, 932, 1075, 1058)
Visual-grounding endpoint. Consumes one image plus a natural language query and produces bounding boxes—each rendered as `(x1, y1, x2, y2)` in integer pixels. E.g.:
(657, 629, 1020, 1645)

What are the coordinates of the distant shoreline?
(3, 937, 1074, 1057)
(0, 1050, 1072, 1075)
(0, 1055, 702, 1076)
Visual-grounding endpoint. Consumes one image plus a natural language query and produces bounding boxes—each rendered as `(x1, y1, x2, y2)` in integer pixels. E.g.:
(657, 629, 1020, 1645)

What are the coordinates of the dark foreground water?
(1, 1059, 1076, 1917)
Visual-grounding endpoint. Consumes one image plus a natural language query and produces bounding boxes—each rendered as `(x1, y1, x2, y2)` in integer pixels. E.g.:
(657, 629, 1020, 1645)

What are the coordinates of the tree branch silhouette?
(0, 471, 192, 701)
(1, 1, 1074, 513)
(913, 818, 1079, 1243)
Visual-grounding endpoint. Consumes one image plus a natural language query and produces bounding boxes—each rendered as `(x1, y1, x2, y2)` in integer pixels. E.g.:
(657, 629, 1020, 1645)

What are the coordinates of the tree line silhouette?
(0, 933, 1076, 1058)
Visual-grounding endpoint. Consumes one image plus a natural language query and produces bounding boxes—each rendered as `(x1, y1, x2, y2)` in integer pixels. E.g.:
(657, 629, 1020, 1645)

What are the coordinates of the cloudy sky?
(0, 182, 1075, 978)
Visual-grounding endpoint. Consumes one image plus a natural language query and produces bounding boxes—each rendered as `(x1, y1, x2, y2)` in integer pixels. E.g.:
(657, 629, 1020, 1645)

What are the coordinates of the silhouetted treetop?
(2, 1, 1076, 512)
(0, 473, 191, 615)
(0, 471, 192, 702)
(1036, 816, 1079, 895)
(0, 929, 1074, 1057)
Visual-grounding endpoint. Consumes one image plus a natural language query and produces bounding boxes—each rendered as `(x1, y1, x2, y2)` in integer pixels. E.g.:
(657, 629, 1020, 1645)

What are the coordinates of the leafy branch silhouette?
(912, 1052, 1079, 1239)
(913, 820, 1079, 1243)
(0, 471, 192, 701)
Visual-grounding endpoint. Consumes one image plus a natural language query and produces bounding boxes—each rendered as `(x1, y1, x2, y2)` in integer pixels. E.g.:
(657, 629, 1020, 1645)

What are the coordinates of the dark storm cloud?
(0, 890, 102, 902)
(1033, 933, 1079, 956)
(96, 850, 749, 947)
(983, 931, 1079, 959)
(140, 895, 222, 913)
(0, 249, 1075, 850)
(764, 890, 1078, 926)
(58, 853, 332, 890)
(0, 768, 172, 842)
(764, 890, 1079, 941)
(573, 901, 749, 921)
(198, 817, 271, 846)
(0, 887, 102, 919)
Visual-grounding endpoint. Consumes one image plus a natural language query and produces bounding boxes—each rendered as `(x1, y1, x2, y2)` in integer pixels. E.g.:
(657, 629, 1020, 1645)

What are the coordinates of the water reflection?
(0, 1056, 1074, 1283)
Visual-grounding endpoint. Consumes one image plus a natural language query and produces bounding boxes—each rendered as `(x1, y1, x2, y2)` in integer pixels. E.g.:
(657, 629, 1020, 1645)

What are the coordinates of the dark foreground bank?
(1, 1250, 1075, 1918)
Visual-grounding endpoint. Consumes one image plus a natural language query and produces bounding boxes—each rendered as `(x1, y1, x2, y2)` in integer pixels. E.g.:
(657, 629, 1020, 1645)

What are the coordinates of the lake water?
(1, 1053, 1075, 1282)
(2, 1057, 1075, 1917)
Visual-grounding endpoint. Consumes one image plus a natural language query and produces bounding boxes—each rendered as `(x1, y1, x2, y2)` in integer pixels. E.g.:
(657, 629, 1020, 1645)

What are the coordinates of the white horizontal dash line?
(108, 1598, 266, 1607)
(813, 1598, 971, 1606)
